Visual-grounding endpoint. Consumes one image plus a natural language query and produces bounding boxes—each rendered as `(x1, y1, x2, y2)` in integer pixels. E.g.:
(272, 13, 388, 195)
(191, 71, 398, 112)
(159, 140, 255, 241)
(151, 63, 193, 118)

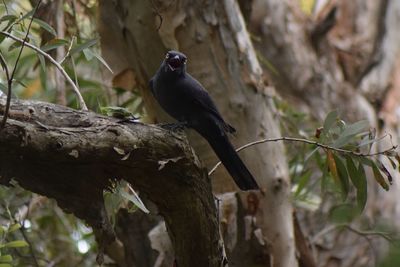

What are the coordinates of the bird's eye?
(165, 53, 170, 59)
(182, 58, 187, 64)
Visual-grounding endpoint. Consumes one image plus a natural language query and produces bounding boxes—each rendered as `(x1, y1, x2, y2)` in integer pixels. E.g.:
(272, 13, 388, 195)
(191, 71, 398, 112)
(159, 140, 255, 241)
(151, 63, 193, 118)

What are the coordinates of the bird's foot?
(159, 121, 188, 132)
(117, 116, 140, 124)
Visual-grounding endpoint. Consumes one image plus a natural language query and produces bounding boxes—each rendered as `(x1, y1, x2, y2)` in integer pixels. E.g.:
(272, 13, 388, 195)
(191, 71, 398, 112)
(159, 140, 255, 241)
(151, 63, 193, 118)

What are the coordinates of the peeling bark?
(0, 97, 223, 267)
(249, 0, 376, 123)
(99, 0, 297, 266)
(247, 1, 400, 266)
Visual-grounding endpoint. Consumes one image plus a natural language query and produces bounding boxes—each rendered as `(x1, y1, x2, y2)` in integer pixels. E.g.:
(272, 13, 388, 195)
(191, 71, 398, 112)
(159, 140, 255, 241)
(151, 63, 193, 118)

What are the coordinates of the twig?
(2, 0, 8, 14)
(0, 0, 41, 129)
(208, 136, 397, 176)
(310, 223, 393, 244)
(0, 31, 88, 110)
(59, 36, 76, 65)
(344, 224, 393, 242)
(19, 226, 40, 267)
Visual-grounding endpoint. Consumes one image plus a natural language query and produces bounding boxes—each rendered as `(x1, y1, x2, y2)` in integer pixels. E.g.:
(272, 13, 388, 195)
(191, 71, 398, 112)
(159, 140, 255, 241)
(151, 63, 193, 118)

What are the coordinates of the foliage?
(276, 97, 400, 261)
(0, 1, 144, 265)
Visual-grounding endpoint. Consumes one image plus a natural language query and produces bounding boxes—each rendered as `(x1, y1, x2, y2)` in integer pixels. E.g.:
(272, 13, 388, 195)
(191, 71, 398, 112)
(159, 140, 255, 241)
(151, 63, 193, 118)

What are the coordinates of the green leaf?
(0, 263, 12, 267)
(100, 106, 133, 119)
(333, 154, 349, 200)
(329, 204, 358, 223)
(70, 39, 98, 56)
(3, 9, 35, 32)
(41, 38, 69, 52)
(1, 15, 17, 33)
(8, 40, 22, 52)
(37, 53, 46, 72)
(371, 161, 390, 191)
(323, 110, 338, 133)
(91, 50, 113, 73)
(7, 223, 21, 233)
(333, 120, 369, 148)
(118, 186, 150, 214)
(4, 240, 28, 248)
(33, 18, 56, 36)
(82, 48, 94, 61)
(346, 156, 367, 211)
(294, 170, 311, 197)
(0, 15, 17, 23)
(0, 255, 12, 263)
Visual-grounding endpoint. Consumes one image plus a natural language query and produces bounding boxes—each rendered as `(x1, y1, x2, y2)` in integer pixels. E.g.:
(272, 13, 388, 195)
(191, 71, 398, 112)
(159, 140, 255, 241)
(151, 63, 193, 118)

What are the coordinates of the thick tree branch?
(0, 97, 222, 267)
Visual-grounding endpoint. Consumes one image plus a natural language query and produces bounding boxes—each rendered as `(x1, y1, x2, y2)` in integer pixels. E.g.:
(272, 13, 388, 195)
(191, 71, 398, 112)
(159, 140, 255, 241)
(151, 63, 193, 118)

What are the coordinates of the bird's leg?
(158, 121, 189, 132)
(117, 115, 140, 124)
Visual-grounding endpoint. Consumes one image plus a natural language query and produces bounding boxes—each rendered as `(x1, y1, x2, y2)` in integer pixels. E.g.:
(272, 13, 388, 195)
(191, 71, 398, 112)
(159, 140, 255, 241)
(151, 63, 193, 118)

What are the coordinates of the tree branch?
(0, 97, 223, 267)
(209, 136, 397, 175)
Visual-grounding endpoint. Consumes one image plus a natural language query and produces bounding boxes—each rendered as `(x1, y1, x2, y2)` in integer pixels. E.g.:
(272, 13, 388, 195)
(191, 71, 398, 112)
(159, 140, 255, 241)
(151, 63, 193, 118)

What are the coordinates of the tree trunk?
(98, 0, 297, 266)
(248, 0, 400, 266)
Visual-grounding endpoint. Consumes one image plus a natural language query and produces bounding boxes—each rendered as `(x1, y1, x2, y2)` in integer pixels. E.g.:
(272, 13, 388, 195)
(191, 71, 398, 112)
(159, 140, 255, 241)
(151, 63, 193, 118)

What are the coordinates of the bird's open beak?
(167, 55, 181, 71)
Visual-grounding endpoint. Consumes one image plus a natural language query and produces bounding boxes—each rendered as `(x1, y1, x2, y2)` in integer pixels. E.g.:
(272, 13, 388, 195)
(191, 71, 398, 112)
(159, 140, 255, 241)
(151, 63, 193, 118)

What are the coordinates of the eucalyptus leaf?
(323, 110, 338, 133)
(4, 240, 28, 248)
(33, 18, 56, 36)
(118, 186, 150, 214)
(333, 120, 369, 148)
(41, 39, 69, 52)
(7, 223, 21, 233)
(0, 255, 12, 263)
(294, 170, 311, 197)
(333, 154, 349, 200)
(371, 161, 389, 191)
(70, 39, 98, 56)
(345, 156, 367, 211)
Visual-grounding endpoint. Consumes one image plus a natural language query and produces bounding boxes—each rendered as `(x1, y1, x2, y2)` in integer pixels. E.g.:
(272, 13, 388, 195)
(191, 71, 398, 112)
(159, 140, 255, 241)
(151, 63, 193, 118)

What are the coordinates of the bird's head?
(163, 50, 187, 75)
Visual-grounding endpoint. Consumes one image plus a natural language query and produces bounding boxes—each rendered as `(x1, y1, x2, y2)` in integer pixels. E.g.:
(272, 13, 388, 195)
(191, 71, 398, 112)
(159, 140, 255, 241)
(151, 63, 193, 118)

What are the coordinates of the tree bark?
(0, 96, 223, 267)
(99, 0, 297, 266)
(248, 1, 400, 266)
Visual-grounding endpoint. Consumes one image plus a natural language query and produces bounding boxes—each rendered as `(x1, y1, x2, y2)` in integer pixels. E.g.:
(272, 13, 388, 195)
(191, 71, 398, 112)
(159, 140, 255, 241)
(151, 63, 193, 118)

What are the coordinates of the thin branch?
(1, 0, 41, 129)
(310, 223, 393, 244)
(344, 224, 393, 242)
(2, 0, 8, 14)
(59, 36, 76, 65)
(19, 226, 40, 267)
(0, 31, 88, 111)
(208, 136, 397, 176)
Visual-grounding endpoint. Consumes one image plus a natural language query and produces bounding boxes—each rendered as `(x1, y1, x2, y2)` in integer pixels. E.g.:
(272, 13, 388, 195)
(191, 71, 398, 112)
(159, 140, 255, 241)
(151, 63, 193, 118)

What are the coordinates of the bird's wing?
(149, 78, 155, 95)
(179, 76, 236, 133)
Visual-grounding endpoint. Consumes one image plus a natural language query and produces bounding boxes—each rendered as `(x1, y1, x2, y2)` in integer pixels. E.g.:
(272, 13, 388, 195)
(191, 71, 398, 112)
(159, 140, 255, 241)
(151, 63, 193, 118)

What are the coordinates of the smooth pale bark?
(99, 0, 297, 266)
(249, 1, 400, 266)
(250, 0, 376, 123)
(0, 97, 223, 267)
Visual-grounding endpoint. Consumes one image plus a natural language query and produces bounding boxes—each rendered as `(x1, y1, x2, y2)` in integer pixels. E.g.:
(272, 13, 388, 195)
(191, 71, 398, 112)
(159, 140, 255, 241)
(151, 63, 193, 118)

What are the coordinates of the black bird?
(150, 50, 259, 190)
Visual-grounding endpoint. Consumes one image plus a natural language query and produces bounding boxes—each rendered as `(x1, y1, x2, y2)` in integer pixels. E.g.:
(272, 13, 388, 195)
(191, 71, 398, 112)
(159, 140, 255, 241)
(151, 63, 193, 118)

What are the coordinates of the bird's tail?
(207, 133, 259, 191)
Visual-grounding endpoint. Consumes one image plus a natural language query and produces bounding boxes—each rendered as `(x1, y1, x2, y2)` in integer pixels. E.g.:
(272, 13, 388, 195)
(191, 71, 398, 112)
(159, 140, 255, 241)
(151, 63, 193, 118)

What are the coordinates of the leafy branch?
(0, 31, 88, 111)
(209, 111, 398, 212)
(208, 136, 397, 176)
(0, 0, 41, 129)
